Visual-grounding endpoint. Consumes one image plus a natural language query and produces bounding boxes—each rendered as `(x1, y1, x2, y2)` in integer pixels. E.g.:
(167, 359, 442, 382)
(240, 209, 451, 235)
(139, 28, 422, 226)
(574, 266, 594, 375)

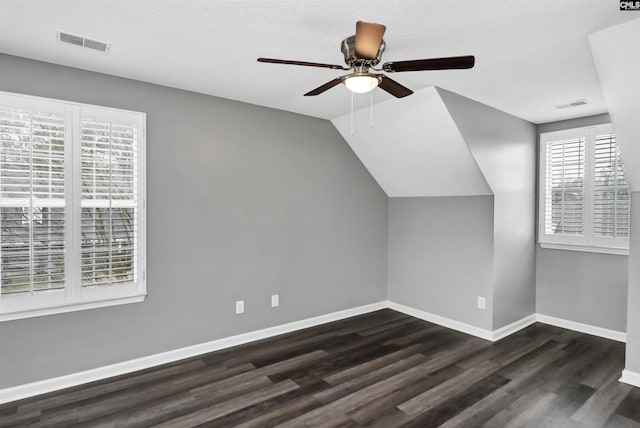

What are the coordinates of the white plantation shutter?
(593, 134, 630, 240)
(539, 124, 630, 253)
(0, 91, 145, 321)
(81, 116, 138, 287)
(0, 102, 66, 296)
(544, 137, 585, 237)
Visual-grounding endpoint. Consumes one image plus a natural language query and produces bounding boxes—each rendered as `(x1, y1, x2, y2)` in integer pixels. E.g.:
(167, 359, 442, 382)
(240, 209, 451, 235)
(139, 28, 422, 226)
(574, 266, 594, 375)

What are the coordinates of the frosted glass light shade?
(344, 75, 380, 93)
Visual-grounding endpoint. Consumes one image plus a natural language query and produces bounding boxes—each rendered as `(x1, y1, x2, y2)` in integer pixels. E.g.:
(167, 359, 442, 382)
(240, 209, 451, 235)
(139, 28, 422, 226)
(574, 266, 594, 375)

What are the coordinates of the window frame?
(0, 91, 146, 321)
(538, 123, 630, 256)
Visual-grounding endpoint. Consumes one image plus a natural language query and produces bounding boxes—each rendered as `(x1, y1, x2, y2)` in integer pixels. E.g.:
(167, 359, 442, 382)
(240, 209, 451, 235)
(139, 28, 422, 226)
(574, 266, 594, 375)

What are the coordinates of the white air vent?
(555, 99, 590, 110)
(57, 31, 110, 53)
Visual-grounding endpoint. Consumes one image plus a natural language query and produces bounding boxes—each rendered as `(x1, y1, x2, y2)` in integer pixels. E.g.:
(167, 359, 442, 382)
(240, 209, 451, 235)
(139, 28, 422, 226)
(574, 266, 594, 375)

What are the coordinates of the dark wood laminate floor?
(1, 309, 639, 427)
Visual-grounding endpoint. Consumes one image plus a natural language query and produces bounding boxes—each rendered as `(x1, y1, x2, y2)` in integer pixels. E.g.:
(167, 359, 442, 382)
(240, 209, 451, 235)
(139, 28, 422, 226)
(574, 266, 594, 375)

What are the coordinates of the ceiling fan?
(257, 21, 475, 99)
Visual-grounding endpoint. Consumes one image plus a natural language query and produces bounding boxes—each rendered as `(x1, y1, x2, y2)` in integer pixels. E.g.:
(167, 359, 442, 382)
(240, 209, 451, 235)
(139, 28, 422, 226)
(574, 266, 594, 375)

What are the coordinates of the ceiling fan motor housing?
(341, 36, 385, 67)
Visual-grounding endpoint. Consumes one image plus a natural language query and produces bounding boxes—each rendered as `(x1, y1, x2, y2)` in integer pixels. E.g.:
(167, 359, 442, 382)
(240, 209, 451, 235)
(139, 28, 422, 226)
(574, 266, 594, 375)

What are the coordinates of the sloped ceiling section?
(437, 88, 537, 195)
(589, 18, 640, 191)
(331, 86, 491, 197)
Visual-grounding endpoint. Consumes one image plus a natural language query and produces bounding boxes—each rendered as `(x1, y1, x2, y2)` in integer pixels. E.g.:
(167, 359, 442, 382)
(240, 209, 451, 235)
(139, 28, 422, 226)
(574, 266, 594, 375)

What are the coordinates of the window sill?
(539, 242, 629, 256)
(0, 293, 147, 322)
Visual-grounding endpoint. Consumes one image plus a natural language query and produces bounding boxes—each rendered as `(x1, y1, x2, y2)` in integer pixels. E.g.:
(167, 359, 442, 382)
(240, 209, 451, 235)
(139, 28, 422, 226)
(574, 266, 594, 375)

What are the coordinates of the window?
(539, 124, 630, 254)
(0, 92, 146, 321)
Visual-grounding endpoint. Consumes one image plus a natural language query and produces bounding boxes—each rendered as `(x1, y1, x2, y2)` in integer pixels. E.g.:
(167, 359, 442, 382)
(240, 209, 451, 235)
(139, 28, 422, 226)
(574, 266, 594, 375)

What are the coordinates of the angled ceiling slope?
(589, 18, 640, 190)
(437, 88, 536, 195)
(331, 86, 491, 197)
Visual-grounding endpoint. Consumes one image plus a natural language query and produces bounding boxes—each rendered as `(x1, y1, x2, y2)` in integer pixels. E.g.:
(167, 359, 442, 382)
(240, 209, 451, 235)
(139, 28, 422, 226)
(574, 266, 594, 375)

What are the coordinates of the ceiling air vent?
(555, 99, 590, 110)
(57, 31, 110, 53)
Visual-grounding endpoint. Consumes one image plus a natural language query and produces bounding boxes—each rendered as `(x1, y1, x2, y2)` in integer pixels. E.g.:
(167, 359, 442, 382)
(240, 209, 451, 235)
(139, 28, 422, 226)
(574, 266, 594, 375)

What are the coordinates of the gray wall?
(535, 114, 628, 332)
(626, 192, 640, 373)
(387, 196, 494, 330)
(536, 249, 628, 331)
(0, 54, 388, 388)
(438, 89, 537, 330)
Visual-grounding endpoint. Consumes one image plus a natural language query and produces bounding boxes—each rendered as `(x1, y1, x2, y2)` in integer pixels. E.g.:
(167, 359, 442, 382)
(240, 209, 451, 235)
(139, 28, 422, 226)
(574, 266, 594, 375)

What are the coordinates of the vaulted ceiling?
(332, 87, 491, 197)
(0, 0, 636, 123)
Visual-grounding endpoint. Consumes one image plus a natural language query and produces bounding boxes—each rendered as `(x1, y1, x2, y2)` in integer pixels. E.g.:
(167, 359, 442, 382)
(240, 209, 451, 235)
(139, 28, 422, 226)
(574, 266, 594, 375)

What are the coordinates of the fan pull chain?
(350, 90, 355, 135)
(369, 90, 374, 128)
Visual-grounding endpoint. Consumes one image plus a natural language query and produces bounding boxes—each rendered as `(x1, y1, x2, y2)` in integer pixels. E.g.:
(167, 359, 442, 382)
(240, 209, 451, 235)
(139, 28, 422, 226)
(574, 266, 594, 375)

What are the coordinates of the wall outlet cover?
(477, 296, 486, 310)
(271, 294, 279, 307)
(235, 300, 245, 314)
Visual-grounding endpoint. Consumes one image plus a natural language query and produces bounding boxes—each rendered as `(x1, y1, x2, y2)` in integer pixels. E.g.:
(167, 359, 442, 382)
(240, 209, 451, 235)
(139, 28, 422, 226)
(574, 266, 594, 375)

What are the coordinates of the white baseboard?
(1, 301, 632, 404)
(535, 313, 627, 343)
(386, 301, 495, 341)
(620, 369, 640, 388)
(0, 301, 387, 405)
(492, 314, 538, 341)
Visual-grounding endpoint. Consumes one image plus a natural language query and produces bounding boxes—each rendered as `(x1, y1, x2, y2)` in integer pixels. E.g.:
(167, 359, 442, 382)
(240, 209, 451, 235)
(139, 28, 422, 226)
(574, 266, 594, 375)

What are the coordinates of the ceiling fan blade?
(257, 58, 349, 70)
(382, 55, 475, 73)
(304, 78, 344, 96)
(378, 76, 413, 98)
(355, 21, 386, 60)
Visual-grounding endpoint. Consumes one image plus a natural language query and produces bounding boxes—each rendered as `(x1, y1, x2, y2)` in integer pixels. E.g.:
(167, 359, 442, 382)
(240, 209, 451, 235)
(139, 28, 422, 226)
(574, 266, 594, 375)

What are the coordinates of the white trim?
(491, 314, 538, 341)
(0, 301, 386, 404)
(0, 90, 143, 116)
(386, 301, 494, 341)
(539, 242, 629, 256)
(620, 370, 640, 388)
(0, 294, 146, 322)
(535, 313, 626, 343)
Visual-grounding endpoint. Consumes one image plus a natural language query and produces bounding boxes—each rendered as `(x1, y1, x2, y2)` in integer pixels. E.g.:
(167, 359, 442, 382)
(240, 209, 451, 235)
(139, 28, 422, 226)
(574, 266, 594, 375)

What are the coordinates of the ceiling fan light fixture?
(344, 74, 380, 93)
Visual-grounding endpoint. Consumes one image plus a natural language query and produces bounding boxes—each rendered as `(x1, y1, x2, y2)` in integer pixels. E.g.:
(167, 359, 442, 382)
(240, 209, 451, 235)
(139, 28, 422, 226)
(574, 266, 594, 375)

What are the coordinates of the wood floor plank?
(480, 389, 557, 428)
(437, 388, 512, 428)
(581, 343, 626, 389)
(347, 364, 470, 426)
(397, 359, 500, 416)
(277, 356, 462, 428)
(572, 376, 633, 426)
(315, 353, 429, 403)
(0, 313, 637, 428)
(155, 381, 299, 428)
(390, 373, 510, 428)
(33, 362, 257, 427)
(614, 388, 640, 424)
(0, 409, 41, 428)
(191, 350, 327, 397)
(605, 414, 640, 428)
(381, 323, 442, 347)
(396, 333, 554, 417)
(85, 374, 274, 428)
(520, 382, 596, 427)
(19, 360, 207, 413)
(203, 379, 330, 427)
(322, 344, 425, 385)
(229, 393, 322, 428)
(270, 342, 403, 386)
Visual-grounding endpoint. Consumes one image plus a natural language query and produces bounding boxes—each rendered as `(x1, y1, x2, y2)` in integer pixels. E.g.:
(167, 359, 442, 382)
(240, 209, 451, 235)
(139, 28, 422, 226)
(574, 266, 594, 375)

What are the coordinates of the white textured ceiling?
(332, 87, 491, 197)
(0, 0, 635, 123)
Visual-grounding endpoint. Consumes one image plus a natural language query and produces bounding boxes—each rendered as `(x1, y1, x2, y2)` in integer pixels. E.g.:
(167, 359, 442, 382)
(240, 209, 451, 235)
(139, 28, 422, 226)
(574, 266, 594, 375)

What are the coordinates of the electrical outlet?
(235, 300, 244, 314)
(271, 294, 279, 307)
(477, 296, 486, 310)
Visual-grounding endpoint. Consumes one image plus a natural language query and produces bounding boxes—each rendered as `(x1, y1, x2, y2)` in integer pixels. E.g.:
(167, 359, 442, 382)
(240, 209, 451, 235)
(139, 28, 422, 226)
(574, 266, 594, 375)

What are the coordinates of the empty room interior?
(1, 1, 640, 427)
